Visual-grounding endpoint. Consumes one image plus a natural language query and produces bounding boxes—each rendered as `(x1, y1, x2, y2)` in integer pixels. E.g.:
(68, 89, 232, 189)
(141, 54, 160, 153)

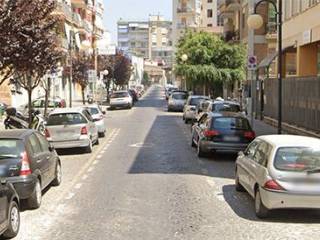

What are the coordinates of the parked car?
(183, 95, 209, 123)
(45, 108, 99, 153)
(128, 89, 139, 103)
(18, 97, 66, 116)
(0, 129, 62, 209)
(165, 87, 178, 100)
(0, 180, 20, 239)
(109, 91, 133, 110)
(191, 112, 255, 158)
(135, 85, 145, 97)
(206, 100, 241, 113)
(167, 91, 188, 112)
(87, 105, 107, 137)
(235, 135, 320, 218)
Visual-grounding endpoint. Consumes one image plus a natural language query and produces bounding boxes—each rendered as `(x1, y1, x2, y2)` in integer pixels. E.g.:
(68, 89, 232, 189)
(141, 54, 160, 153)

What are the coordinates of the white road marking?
(74, 183, 82, 189)
(96, 155, 102, 159)
(82, 174, 88, 180)
(65, 192, 75, 200)
(87, 167, 94, 172)
(93, 160, 99, 165)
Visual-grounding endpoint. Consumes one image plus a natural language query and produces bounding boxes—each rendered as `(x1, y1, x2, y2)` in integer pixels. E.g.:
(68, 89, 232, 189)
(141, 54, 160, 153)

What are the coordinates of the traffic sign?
(248, 56, 257, 70)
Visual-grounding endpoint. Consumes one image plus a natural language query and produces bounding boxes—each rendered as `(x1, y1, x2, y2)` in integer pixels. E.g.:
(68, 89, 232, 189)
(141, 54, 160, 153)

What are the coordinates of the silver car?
(235, 135, 320, 218)
(110, 91, 133, 110)
(45, 108, 99, 153)
(183, 95, 209, 123)
(87, 105, 107, 137)
(168, 91, 188, 112)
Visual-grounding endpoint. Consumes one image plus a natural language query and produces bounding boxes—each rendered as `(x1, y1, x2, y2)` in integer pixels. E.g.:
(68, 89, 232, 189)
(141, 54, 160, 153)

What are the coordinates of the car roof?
(258, 135, 320, 148)
(172, 90, 187, 94)
(49, 107, 85, 115)
(188, 95, 208, 99)
(113, 90, 128, 93)
(212, 100, 240, 105)
(0, 129, 34, 139)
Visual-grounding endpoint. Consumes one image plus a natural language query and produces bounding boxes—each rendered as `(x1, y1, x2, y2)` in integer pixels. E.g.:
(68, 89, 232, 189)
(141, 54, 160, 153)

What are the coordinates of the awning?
(258, 52, 277, 69)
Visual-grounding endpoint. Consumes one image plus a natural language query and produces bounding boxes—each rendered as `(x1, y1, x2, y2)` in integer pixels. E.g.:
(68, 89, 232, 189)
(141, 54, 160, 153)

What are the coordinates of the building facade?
(117, 20, 150, 58)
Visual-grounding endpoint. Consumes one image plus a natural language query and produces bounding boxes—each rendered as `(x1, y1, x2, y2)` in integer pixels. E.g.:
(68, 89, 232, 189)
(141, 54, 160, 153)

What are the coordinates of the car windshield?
(47, 113, 87, 126)
(274, 147, 320, 172)
(212, 117, 250, 130)
(190, 98, 207, 106)
(89, 108, 99, 115)
(111, 92, 128, 98)
(213, 103, 240, 112)
(0, 139, 24, 158)
(172, 93, 187, 100)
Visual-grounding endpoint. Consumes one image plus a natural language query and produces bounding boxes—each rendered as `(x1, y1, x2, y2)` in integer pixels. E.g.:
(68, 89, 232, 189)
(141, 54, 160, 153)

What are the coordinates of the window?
(36, 133, 49, 152)
(208, 0, 212, 2)
(207, 24, 213, 27)
(253, 142, 271, 166)
(212, 117, 250, 131)
(207, 9, 213, 18)
(82, 110, 94, 122)
(29, 134, 42, 155)
(0, 139, 24, 158)
(198, 114, 208, 125)
(32, 100, 43, 108)
(47, 113, 87, 126)
(244, 140, 260, 158)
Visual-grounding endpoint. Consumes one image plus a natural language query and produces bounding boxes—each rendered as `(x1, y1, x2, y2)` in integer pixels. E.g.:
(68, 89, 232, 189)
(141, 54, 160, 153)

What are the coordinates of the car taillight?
(45, 128, 50, 138)
(81, 126, 88, 135)
(204, 130, 220, 137)
(264, 179, 285, 191)
(244, 131, 256, 139)
(20, 152, 32, 176)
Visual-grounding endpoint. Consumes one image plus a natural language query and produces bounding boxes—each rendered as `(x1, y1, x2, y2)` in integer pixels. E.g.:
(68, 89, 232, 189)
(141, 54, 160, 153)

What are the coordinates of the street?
(12, 85, 320, 240)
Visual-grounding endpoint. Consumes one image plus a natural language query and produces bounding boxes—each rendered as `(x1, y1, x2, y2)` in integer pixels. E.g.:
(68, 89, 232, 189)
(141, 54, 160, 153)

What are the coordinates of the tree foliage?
(0, 0, 64, 125)
(175, 31, 246, 92)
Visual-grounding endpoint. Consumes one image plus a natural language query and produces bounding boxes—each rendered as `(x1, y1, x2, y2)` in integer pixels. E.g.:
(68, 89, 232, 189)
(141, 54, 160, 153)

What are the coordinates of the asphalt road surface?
(15, 85, 320, 240)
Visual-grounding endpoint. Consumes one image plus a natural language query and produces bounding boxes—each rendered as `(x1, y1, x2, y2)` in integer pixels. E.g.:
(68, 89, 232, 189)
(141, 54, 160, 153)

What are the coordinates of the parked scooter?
(4, 107, 46, 135)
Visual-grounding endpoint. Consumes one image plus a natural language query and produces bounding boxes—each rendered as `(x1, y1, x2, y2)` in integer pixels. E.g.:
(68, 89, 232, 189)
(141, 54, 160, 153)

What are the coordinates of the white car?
(45, 108, 99, 153)
(235, 135, 320, 218)
(183, 95, 209, 123)
(110, 91, 133, 110)
(87, 105, 107, 137)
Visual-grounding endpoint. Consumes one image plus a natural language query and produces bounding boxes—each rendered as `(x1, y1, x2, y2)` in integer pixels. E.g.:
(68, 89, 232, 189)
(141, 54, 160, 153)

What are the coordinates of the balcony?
(52, 2, 73, 23)
(71, 0, 86, 8)
(177, 6, 194, 14)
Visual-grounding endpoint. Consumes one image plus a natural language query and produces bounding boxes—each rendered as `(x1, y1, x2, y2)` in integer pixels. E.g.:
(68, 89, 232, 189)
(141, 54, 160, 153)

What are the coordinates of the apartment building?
(117, 20, 150, 58)
(149, 15, 173, 67)
(172, 0, 224, 50)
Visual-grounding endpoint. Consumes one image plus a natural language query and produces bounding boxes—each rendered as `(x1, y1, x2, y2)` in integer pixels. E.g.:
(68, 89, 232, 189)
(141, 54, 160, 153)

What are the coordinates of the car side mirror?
(102, 111, 106, 115)
(0, 178, 7, 185)
(49, 145, 55, 152)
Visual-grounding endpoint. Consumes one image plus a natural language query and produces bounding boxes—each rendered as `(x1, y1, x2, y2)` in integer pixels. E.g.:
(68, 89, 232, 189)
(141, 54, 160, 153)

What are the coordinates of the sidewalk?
(252, 119, 278, 136)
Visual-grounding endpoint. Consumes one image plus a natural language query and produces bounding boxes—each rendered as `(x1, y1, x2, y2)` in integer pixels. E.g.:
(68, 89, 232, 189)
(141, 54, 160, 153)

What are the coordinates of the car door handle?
(37, 159, 43, 163)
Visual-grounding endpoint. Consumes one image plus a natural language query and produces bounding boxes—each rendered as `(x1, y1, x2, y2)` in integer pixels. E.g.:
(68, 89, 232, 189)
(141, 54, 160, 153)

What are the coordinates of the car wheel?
(96, 137, 100, 145)
(197, 141, 207, 158)
(99, 132, 105, 138)
(191, 137, 196, 148)
(184, 118, 189, 124)
(2, 201, 20, 239)
(255, 188, 269, 218)
(27, 179, 42, 209)
(235, 168, 245, 192)
(51, 162, 62, 187)
(85, 140, 93, 153)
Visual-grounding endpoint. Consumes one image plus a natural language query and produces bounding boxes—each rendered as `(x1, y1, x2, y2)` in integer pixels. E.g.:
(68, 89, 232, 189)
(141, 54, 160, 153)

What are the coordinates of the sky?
(103, 0, 172, 43)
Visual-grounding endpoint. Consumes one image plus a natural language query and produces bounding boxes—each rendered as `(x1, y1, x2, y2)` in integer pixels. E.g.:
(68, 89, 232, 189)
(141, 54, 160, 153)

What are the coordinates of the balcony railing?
(177, 6, 194, 13)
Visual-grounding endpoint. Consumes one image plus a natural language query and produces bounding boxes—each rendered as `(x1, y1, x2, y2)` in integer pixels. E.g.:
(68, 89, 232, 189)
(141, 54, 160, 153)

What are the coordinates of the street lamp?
(247, 0, 283, 134)
(180, 54, 188, 90)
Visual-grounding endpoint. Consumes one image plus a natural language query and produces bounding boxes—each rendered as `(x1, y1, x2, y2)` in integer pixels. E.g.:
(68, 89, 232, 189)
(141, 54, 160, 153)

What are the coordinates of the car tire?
(184, 118, 189, 124)
(27, 179, 42, 209)
(235, 168, 245, 192)
(85, 140, 93, 153)
(2, 201, 20, 239)
(51, 162, 62, 187)
(255, 188, 269, 218)
(197, 141, 207, 158)
(99, 132, 105, 138)
(191, 138, 196, 148)
(96, 137, 100, 145)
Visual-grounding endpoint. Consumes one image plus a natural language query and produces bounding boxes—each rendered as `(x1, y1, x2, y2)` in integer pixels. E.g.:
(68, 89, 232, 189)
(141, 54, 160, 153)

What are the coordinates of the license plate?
(223, 136, 240, 142)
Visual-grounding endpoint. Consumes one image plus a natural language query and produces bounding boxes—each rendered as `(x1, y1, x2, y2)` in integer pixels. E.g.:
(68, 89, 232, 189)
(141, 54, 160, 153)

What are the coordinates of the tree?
(0, 0, 63, 126)
(175, 31, 246, 96)
(72, 55, 92, 104)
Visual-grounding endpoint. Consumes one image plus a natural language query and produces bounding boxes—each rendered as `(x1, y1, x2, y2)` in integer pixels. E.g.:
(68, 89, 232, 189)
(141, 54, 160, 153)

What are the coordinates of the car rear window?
(88, 108, 99, 115)
(172, 93, 187, 100)
(0, 139, 24, 158)
(190, 98, 206, 106)
(212, 117, 250, 130)
(274, 147, 320, 172)
(47, 113, 87, 126)
(111, 92, 128, 98)
(213, 103, 240, 112)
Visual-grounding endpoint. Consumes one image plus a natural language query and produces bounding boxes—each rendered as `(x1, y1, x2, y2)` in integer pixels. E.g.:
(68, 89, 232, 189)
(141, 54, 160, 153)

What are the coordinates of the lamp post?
(68, 31, 91, 107)
(181, 54, 188, 90)
(248, 0, 282, 134)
